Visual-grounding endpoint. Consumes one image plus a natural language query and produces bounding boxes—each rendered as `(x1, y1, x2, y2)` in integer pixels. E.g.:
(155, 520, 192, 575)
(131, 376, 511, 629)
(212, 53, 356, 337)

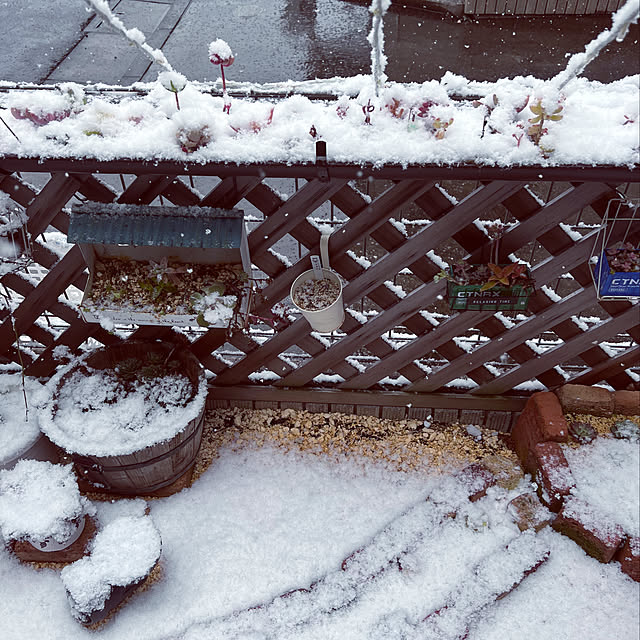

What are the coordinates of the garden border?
(510, 383, 640, 581)
(206, 385, 526, 431)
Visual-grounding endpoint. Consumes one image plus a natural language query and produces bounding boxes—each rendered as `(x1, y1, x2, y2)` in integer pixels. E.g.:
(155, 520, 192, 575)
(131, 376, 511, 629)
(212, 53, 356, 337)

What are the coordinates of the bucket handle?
(320, 231, 331, 270)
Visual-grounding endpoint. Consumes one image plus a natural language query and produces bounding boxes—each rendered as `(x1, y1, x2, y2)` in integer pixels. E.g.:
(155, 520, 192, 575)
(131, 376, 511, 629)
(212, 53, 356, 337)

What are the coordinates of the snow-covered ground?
(0, 436, 638, 640)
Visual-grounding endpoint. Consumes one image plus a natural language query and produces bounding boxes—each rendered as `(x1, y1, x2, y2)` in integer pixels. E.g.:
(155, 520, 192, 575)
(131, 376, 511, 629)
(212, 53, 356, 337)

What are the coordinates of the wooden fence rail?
(463, 0, 625, 15)
(1, 158, 638, 415)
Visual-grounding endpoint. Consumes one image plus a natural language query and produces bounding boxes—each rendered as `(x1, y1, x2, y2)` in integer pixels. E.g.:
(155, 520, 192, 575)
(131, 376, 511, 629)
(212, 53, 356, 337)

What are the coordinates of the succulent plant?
(480, 263, 534, 291)
(176, 125, 212, 154)
(145, 351, 166, 366)
(527, 99, 563, 148)
(605, 242, 640, 273)
(11, 107, 71, 127)
(569, 420, 597, 444)
(166, 359, 181, 371)
(434, 262, 533, 289)
(611, 419, 640, 442)
(139, 364, 166, 379)
(115, 358, 142, 381)
(158, 70, 187, 111)
(209, 39, 234, 113)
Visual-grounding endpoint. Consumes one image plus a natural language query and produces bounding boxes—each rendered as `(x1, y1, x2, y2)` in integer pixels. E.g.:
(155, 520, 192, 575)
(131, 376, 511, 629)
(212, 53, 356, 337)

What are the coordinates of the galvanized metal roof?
(68, 203, 244, 249)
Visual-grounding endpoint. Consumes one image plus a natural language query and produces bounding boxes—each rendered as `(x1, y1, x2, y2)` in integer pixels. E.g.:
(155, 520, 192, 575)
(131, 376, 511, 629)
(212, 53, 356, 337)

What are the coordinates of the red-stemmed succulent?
(605, 241, 640, 273)
(209, 39, 234, 114)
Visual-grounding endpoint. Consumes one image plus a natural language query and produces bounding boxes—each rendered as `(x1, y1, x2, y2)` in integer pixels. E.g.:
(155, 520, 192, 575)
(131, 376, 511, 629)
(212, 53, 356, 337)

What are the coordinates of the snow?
(552, 0, 639, 90)
(563, 437, 640, 537)
(0, 460, 90, 545)
(38, 357, 207, 456)
(513, 380, 547, 392)
(248, 369, 280, 382)
(0, 440, 637, 638)
(208, 39, 234, 64)
(158, 71, 187, 95)
(367, 0, 391, 96)
(84, 0, 173, 73)
(0, 73, 638, 167)
(0, 373, 48, 466)
(61, 514, 161, 622)
(200, 293, 236, 325)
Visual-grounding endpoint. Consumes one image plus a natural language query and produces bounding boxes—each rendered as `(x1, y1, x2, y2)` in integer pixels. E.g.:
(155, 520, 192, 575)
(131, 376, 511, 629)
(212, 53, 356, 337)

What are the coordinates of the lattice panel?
(0, 160, 638, 398)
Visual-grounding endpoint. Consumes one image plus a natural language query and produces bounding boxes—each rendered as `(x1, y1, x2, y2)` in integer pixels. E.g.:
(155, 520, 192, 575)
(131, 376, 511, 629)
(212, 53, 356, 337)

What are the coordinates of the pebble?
(465, 424, 483, 441)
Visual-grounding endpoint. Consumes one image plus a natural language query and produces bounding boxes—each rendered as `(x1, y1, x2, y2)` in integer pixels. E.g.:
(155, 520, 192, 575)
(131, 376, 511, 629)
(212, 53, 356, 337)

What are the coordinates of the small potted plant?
(435, 221, 534, 311)
(594, 241, 640, 298)
(0, 460, 94, 561)
(289, 232, 345, 332)
(436, 262, 534, 311)
(67, 202, 252, 328)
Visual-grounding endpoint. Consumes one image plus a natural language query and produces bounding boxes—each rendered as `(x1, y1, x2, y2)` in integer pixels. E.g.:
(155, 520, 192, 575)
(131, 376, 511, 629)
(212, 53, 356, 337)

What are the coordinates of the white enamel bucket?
(290, 232, 345, 332)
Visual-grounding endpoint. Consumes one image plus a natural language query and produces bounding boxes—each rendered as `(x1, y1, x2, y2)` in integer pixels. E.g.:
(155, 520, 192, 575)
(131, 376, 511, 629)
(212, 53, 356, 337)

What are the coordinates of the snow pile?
(39, 359, 207, 456)
(198, 292, 237, 325)
(563, 436, 640, 537)
(0, 72, 638, 168)
(61, 513, 161, 621)
(0, 373, 48, 466)
(0, 460, 90, 544)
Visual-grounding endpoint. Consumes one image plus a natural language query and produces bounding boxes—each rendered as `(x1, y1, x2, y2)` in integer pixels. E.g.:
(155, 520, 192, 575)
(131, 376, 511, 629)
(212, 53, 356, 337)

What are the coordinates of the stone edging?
(510, 384, 639, 582)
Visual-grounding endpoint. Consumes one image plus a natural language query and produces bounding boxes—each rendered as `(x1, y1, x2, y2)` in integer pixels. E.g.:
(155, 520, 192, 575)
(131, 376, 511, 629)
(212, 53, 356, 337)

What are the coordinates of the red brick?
(552, 497, 625, 563)
(456, 463, 497, 502)
(615, 536, 640, 582)
(507, 492, 554, 532)
(533, 442, 575, 513)
(511, 392, 568, 474)
(614, 390, 640, 416)
(556, 384, 613, 417)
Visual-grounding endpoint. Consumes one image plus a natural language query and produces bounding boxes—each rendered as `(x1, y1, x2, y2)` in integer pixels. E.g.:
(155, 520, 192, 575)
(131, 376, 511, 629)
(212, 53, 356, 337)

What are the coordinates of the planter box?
(593, 251, 640, 298)
(446, 266, 533, 311)
(68, 203, 251, 327)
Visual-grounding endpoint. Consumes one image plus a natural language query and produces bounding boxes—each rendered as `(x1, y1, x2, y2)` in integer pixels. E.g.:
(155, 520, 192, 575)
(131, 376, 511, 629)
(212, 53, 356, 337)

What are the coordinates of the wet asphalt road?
(0, 0, 637, 86)
(146, 0, 638, 85)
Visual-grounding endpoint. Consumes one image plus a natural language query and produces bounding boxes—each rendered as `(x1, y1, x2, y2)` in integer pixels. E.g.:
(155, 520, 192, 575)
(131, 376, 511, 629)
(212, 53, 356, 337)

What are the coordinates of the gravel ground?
(563, 412, 640, 443)
(193, 407, 522, 484)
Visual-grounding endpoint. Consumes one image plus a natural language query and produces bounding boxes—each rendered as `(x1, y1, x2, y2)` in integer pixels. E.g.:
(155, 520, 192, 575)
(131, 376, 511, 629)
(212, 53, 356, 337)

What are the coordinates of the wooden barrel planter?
(43, 341, 206, 496)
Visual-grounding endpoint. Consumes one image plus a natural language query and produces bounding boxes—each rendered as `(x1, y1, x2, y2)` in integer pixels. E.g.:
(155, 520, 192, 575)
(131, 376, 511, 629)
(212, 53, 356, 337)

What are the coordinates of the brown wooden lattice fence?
(1, 158, 638, 425)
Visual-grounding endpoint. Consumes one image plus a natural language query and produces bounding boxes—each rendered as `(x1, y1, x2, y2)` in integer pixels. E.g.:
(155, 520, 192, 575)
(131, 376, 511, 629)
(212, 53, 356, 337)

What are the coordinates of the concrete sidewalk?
(0, 0, 89, 83)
